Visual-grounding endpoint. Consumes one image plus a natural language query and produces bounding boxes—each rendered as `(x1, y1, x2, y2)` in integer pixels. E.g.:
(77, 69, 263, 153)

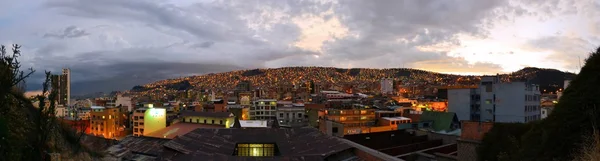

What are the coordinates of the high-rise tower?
(51, 68, 71, 107)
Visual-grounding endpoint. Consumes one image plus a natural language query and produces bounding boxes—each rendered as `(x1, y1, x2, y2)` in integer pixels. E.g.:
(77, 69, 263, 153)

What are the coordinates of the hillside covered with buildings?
(126, 67, 575, 99)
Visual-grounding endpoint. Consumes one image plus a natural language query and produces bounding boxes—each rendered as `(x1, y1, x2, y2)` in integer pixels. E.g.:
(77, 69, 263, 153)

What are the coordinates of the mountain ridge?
(130, 67, 576, 94)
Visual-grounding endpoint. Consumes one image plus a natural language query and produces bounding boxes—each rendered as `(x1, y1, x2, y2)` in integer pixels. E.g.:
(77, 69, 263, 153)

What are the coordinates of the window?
(332, 127, 338, 133)
(220, 120, 223, 125)
(189, 119, 192, 122)
(212, 120, 215, 124)
(542, 111, 546, 114)
(235, 143, 276, 157)
(204, 119, 207, 123)
(197, 119, 199, 123)
(279, 113, 283, 118)
(297, 113, 302, 118)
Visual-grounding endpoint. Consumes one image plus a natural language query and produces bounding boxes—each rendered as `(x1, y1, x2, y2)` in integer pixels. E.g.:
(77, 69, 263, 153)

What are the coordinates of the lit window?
(235, 143, 276, 157)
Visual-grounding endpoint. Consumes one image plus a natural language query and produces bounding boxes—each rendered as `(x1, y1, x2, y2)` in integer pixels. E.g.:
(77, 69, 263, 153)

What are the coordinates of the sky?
(0, 0, 599, 94)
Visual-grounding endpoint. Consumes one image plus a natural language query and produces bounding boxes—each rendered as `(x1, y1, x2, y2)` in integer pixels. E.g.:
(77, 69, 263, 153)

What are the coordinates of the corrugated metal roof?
(158, 128, 356, 160)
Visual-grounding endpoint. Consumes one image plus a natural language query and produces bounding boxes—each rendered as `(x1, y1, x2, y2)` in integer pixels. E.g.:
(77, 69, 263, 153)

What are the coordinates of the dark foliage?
(241, 68, 264, 77)
(166, 80, 192, 90)
(478, 46, 600, 161)
(478, 122, 537, 161)
(131, 85, 147, 92)
(348, 68, 361, 76)
(511, 67, 577, 93)
(518, 46, 600, 161)
(0, 44, 97, 160)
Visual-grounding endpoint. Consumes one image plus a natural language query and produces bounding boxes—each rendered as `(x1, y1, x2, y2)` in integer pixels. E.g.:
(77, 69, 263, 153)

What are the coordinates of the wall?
(447, 89, 472, 121)
(413, 130, 458, 145)
(143, 108, 166, 135)
(457, 140, 479, 161)
(460, 121, 494, 141)
(182, 116, 233, 128)
(354, 148, 387, 161)
(363, 126, 398, 134)
(116, 95, 133, 112)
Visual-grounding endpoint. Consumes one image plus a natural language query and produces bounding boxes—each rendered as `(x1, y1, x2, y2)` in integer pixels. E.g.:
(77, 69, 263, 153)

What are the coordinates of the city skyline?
(1, 0, 598, 93)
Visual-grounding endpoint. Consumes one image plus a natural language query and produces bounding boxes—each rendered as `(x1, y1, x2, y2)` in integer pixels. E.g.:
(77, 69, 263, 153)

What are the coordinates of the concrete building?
(227, 104, 249, 120)
(55, 105, 67, 118)
(319, 108, 403, 137)
(51, 68, 71, 107)
(76, 107, 92, 120)
(132, 105, 167, 137)
(250, 99, 278, 120)
(116, 94, 133, 112)
(179, 110, 235, 128)
(448, 76, 541, 123)
(276, 103, 307, 127)
(380, 78, 394, 94)
(90, 106, 126, 139)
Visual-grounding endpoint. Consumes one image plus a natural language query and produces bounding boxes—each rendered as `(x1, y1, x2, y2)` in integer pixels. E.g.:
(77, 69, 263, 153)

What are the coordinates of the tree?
(0, 44, 99, 161)
(518, 47, 600, 160)
(479, 46, 600, 161)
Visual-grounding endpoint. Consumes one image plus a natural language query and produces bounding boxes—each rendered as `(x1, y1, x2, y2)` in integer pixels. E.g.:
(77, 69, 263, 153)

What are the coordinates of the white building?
(557, 80, 571, 100)
(250, 99, 278, 120)
(276, 103, 307, 127)
(116, 94, 133, 112)
(133, 105, 167, 137)
(77, 107, 92, 120)
(541, 107, 553, 119)
(448, 76, 541, 123)
(55, 105, 67, 118)
(380, 78, 394, 94)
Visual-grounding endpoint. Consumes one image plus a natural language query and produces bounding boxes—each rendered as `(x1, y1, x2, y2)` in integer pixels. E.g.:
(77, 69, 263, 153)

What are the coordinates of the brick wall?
(460, 121, 493, 141)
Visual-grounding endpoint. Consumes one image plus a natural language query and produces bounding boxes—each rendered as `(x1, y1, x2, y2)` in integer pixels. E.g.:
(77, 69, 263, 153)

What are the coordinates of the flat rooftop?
(382, 117, 412, 121)
(145, 123, 225, 139)
(233, 120, 268, 128)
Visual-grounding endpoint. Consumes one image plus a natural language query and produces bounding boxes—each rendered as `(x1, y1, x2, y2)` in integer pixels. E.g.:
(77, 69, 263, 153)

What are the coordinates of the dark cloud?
(5, 0, 596, 95)
(192, 41, 215, 48)
(43, 25, 89, 39)
(26, 61, 242, 95)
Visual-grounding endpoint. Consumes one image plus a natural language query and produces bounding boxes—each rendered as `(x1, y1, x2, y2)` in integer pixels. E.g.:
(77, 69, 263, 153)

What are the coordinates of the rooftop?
(105, 136, 170, 160)
(233, 120, 269, 128)
(382, 117, 412, 121)
(91, 106, 105, 109)
(145, 123, 225, 139)
(158, 128, 357, 160)
(256, 99, 277, 102)
(180, 110, 233, 118)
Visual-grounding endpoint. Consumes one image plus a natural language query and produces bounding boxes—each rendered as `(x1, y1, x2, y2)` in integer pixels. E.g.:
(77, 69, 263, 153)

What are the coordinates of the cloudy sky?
(1, 0, 599, 94)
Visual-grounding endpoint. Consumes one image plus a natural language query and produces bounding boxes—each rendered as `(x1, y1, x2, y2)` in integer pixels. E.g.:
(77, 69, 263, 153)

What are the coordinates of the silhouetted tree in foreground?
(479, 46, 600, 161)
(0, 44, 99, 161)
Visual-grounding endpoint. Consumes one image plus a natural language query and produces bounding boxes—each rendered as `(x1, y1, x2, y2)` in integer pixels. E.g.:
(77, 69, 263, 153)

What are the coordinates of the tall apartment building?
(380, 78, 394, 94)
(51, 68, 71, 107)
(90, 106, 125, 139)
(250, 99, 278, 120)
(50, 68, 70, 117)
(448, 76, 541, 123)
(132, 105, 167, 137)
